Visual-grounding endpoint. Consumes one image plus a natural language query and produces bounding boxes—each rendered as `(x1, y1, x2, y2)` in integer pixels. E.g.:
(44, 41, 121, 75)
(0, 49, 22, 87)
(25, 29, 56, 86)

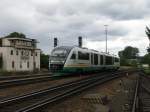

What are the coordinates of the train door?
(91, 53, 94, 65)
(103, 55, 106, 65)
(100, 55, 104, 65)
(94, 54, 98, 65)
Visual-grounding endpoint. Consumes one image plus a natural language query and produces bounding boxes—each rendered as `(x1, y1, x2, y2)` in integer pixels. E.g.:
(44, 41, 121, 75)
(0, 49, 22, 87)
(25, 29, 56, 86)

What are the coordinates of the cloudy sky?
(0, 0, 149, 55)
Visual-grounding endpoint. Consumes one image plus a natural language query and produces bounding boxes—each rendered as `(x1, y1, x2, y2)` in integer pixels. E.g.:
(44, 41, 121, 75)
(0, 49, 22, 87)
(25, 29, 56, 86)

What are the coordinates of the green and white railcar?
(49, 46, 120, 73)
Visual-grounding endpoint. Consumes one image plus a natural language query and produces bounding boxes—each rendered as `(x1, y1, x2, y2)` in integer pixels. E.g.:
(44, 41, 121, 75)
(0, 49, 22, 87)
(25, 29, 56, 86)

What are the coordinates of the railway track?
(0, 70, 128, 89)
(131, 72, 150, 112)
(0, 71, 130, 112)
(138, 73, 150, 112)
(0, 73, 52, 81)
(0, 74, 55, 89)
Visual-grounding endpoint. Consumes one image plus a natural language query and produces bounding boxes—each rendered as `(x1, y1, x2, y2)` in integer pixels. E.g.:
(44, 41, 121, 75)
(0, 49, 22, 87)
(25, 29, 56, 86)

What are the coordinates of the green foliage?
(145, 26, 150, 53)
(146, 26, 150, 40)
(120, 58, 128, 66)
(118, 46, 139, 59)
(40, 53, 49, 69)
(141, 54, 150, 66)
(118, 46, 139, 66)
(5, 32, 26, 38)
(145, 69, 150, 75)
(128, 59, 138, 67)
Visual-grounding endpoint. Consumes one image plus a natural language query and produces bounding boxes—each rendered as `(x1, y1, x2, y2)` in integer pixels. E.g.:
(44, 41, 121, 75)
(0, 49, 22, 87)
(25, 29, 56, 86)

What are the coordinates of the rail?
(131, 77, 139, 112)
(0, 70, 132, 112)
(0, 75, 54, 89)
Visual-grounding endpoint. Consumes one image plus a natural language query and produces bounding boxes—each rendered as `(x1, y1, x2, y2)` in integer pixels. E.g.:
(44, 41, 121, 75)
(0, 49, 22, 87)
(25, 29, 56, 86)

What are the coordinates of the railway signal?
(54, 37, 58, 47)
(78, 36, 82, 47)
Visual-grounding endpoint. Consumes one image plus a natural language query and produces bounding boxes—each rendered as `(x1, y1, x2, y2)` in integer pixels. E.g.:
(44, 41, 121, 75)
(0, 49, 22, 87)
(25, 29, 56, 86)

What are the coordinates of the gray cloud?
(0, 0, 149, 55)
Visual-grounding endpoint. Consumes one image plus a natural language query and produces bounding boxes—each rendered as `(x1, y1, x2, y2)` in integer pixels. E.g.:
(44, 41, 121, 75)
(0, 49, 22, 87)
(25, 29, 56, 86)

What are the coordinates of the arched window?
(10, 50, 13, 55)
(12, 61, 15, 68)
(16, 50, 19, 55)
(27, 62, 29, 68)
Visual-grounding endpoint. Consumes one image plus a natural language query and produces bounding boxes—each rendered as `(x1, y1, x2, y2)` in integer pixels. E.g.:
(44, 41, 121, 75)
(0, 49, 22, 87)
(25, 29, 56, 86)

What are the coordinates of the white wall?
(0, 47, 40, 71)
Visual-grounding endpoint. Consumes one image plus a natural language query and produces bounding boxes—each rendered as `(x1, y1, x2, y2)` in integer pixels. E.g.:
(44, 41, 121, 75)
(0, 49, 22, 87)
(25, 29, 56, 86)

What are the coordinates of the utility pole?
(104, 25, 108, 53)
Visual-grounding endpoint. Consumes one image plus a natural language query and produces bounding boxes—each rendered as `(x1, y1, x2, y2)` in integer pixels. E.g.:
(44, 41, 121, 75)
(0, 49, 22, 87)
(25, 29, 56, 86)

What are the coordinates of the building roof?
(0, 37, 38, 43)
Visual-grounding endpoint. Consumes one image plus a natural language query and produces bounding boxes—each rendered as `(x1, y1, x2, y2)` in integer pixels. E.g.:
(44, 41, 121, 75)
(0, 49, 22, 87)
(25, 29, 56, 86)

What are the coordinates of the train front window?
(51, 49, 67, 57)
(71, 52, 76, 59)
(50, 48, 69, 62)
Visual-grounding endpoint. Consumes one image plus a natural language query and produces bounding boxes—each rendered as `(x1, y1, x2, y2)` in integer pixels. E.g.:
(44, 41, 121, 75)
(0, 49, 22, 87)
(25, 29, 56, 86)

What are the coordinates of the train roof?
(54, 46, 119, 58)
(54, 46, 74, 50)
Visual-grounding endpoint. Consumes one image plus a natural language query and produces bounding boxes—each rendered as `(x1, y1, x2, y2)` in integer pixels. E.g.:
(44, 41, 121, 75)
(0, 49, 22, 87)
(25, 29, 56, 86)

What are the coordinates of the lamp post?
(104, 25, 108, 53)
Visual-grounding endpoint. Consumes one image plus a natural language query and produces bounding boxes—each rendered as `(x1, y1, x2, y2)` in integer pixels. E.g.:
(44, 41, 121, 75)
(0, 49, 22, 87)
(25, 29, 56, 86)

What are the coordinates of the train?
(49, 46, 120, 74)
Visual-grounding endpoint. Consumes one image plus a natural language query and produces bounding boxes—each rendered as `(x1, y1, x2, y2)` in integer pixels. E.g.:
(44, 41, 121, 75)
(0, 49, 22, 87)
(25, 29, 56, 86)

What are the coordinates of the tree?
(5, 32, 26, 38)
(40, 53, 49, 69)
(141, 54, 150, 66)
(145, 26, 150, 53)
(119, 46, 139, 59)
(118, 46, 139, 66)
(146, 26, 150, 40)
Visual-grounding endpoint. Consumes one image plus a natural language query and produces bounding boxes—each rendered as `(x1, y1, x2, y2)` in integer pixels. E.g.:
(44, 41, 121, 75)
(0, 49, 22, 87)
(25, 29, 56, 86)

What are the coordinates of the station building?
(0, 37, 41, 71)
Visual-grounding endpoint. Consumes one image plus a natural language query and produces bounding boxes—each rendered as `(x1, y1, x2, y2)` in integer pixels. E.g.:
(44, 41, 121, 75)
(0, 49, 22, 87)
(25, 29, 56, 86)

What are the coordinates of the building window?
(21, 51, 23, 55)
(27, 62, 29, 68)
(35, 52, 37, 56)
(16, 50, 19, 55)
(0, 55, 2, 69)
(34, 62, 36, 68)
(10, 50, 13, 55)
(0, 39, 2, 47)
(31, 51, 33, 56)
(12, 61, 15, 68)
(20, 62, 22, 68)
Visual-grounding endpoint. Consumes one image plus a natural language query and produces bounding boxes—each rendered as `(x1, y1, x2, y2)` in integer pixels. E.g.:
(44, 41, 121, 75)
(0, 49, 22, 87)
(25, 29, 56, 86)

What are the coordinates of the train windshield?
(50, 47, 72, 63)
(51, 49, 67, 57)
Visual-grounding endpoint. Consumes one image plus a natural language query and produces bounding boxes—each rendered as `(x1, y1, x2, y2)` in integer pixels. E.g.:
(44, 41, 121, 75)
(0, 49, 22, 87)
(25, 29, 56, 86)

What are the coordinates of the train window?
(94, 54, 98, 65)
(105, 56, 113, 65)
(100, 55, 104, 65)
(115, 58, 119, 62)
(71, 52, 76, 59)
(78, 51, 89, 60)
